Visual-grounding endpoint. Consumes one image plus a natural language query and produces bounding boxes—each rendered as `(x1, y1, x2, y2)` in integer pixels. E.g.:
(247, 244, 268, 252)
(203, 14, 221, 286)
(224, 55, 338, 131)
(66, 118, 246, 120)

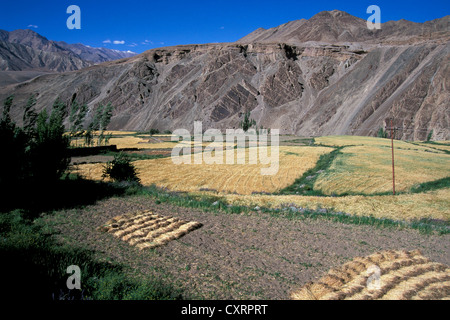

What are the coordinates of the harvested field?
(97, 211, 202, 250)
(44, 196, 450, 300)
(222, 188, 450, 221)
(315, 136, 446, 153)
(70, 132, 450, 221)
(412, 142, 450, 153)
(291, 250, 450, 300)
(72, 146, 333, 195)
(314, 145, 450, 195)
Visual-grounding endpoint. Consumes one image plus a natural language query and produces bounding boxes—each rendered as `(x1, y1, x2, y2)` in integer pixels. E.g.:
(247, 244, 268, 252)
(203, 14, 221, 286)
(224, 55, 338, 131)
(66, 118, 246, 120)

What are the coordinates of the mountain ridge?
(0, 28, 136, 72)
(0, 10, 448, 140)
(237, 10, 450, 45)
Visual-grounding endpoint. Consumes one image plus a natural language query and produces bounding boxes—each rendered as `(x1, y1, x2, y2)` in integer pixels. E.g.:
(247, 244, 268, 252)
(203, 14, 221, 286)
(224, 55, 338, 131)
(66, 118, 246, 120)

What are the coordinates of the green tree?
(99, 103, 113, 146)
(377, 127, 388, 139)
(22, 95, 38, 137)
(89, 104, 103, 132)
(84, 129, 93, 147)
(31, 101, 70, 182)
(240, 111, 256, 132)
(104, 132, 113, 146)
(0, 96, 70, 207)
(427, 130, 434, 142)
(0, 95, 25, 189)
(87, 103, 114, 146)
(149, 128, 160, 135)
(69, 100, 88, 146)
(1, 95, 14, 129)
(100, 103, 113, 132)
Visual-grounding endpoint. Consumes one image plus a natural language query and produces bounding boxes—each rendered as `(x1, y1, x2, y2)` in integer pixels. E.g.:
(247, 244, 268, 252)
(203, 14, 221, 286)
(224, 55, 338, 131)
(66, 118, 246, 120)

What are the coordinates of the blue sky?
(1, 0, 448, 53)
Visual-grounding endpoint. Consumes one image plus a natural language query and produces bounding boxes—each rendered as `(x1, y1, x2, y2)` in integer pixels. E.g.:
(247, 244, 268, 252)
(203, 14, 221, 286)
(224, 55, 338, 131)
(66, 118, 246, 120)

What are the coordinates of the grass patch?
(273, 206, 449, 235)
(277, 146, 344, 196)
(0, 209, 182, 300)
(104, 150, 171, 161)
(409, 177, 450, 194)
(313, 144, 450, 196)
(410, 141, 450, 155)
(126, 184, 449, 235)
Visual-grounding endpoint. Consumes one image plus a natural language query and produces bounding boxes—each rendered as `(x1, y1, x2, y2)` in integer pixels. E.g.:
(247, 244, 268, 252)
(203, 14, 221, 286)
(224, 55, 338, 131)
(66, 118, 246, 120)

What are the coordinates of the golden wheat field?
(222, 188, 450, 221)
(412, 142, 450, 153)
(315, 135, 446, 152)
(73, 146, 333, 195)
(314, 145, 450, 195)
(97, 211, 202, 250)
(70, 134, 449, 221)
(291, 250, 450, 300)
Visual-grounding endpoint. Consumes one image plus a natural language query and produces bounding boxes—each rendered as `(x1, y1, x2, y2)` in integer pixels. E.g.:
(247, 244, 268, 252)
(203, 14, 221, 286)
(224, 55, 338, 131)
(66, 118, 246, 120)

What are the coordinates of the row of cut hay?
(291, 250, 450, 300)
(97, 211, 202, 250)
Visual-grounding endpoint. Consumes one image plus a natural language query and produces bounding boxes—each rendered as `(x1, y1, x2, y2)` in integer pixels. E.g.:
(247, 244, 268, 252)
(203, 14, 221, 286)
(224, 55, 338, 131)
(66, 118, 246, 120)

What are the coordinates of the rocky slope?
(238, 10, 450, 45)
(0, 11, 448, 140)
(0, 29, 136, 72)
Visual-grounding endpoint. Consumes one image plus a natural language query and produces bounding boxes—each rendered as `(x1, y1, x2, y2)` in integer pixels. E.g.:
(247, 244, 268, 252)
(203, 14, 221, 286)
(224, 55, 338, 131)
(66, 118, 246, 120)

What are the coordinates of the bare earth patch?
(44, 195, 450, 300)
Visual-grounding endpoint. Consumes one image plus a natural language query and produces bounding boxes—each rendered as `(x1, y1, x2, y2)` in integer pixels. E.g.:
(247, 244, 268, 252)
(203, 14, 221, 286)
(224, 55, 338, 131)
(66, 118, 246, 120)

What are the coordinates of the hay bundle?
(97, 211, 202, 250)
(291, 250, 450, 300)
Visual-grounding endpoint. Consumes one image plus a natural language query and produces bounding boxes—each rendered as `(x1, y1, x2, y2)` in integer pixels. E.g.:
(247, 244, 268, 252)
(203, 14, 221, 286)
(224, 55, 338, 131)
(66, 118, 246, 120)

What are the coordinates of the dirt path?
(46, 195, 450, 300)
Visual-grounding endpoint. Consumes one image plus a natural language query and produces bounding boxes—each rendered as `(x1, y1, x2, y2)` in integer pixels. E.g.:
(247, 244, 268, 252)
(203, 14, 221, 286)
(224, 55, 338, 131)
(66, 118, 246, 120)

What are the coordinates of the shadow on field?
(0, 209, 181, 301)
(0, 176, 130, 218)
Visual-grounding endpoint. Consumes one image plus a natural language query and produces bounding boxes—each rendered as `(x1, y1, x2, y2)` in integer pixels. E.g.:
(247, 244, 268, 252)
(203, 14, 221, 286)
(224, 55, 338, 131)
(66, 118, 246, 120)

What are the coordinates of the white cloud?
(141, 40, 153, 45)
(128, 43, 138, 47)
(103, 40, 125, 45)
(27, 25, 38, 29)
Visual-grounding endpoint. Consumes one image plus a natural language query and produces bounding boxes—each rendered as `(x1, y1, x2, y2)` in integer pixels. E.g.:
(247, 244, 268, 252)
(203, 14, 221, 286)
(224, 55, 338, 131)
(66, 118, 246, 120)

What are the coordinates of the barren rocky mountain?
(0, 10, 449, 140)
(0, 29, 135, 72)
(238, 10, 450, 45)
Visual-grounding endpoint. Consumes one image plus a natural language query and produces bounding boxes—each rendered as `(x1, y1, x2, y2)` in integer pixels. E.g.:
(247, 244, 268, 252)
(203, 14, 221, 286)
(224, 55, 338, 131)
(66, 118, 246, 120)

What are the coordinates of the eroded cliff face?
(1, 13, 449, 140)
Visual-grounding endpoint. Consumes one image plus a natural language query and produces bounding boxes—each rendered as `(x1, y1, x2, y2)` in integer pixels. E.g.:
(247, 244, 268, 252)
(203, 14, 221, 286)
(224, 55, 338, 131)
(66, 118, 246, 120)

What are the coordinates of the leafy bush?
(102, 153, 140, 183)
(149, 128, 160, 135)
(0, 95, 70, 201)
